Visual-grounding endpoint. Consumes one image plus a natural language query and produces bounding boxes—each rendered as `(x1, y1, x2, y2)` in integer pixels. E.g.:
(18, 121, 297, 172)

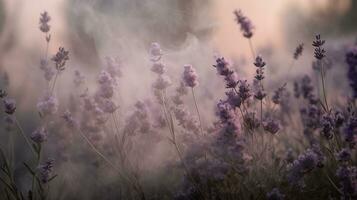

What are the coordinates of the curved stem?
(191, 88, 204, 136)
(248, 38, 256, 60)
(320, 61, 329, 111)
(14, 117, 36, 156)
(50, 72, 59, 95)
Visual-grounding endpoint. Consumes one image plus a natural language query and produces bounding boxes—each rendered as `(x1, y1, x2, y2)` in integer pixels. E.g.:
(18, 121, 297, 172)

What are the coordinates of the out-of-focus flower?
(151, 62, 166, 75)
(293, 43, 304, 60)
(254, 55, 266, 68)
(233, 10, 254, 38)
(346, 46, 357, 99)
(31, 127, 48, 144)
(182, 64, 198, 88)
(149, 42, 163, 61)
(272, 84, 286, 104)
(226, 90, 241, 108)
(336, 166, 357, 198)
(0, 89, 7, 98)
(104, 56, 122, 79)
(74, 70, 85, 87)
(344, 115, 357, 147)
(38, 159, 54, 184)
(266, 188, 285, 200)
(52, 47, 69, 71)
(254, 87, 266, 100)
(263, 118, 280, 134)
(39, 11, 51, 33)
(320, 114, 334, 140)
(3, 98, 16, 115)
(152, 75, 171, 90)
(62, 111, 78, 129)
(288, 148, 319, 187)
(336, 148, 351, 163)
(37, 92, 58, 116)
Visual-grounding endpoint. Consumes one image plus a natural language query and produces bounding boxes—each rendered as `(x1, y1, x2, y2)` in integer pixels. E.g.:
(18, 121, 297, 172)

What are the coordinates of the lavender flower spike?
(39, 11, 51, 33)
(52, 47, 69, 71)
(233, 10, 254, 38)
(293, 43, 304, 60)
(3, 98, 16, 115)
(182, 64, 199, 88)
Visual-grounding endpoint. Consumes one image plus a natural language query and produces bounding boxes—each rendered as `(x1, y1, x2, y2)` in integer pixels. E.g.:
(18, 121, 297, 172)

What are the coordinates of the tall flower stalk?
(182, 64, 204, 135)
(312, 34, 329, 111)
(234, 9, 255, 60)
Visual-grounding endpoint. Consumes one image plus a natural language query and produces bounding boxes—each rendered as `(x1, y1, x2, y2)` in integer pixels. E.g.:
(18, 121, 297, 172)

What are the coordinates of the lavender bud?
(62, 110, 78, 128)
(39, 11, 51, 33)
(293, 43, 304, 60)
(182, 64, 199, 88)
(254, 55, 266, 68)
(38, 159, 54, 184)
(336, 148, 351, 163)
(312, 34, 326, 60)
(151, 62, 166, 75)
(153, 75, 171, 90)
(52, 47, 69, 71)
(31, 127, 48, 144)
(37, 93, 58, 116)
(3, 98, 16, 115)
(263, 118, 280, 134)
(233, 10, 254, 38)
(149, 42, 163, 61)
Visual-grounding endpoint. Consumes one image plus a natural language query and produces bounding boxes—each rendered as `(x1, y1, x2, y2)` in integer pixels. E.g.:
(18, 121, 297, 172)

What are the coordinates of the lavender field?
(0, 0, 356, 199)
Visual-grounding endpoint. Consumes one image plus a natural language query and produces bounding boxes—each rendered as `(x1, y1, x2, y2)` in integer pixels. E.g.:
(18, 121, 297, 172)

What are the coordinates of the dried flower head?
(52, 47, 69, 71)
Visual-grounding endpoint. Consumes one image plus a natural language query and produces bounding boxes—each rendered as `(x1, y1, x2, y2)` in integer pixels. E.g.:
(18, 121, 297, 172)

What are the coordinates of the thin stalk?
(248, 38, 256, 60)
(320, 61, 329, 111)
(324, 170, 342, 195)
(159, 91, 205, 199)
(191, 88, 204, 136)
(78, 128, 116, 169)
(78, 128, 145, 197)
(32, 145, 42, 199)
(14, 117, 36, 156)
(50, 71, 59, 95)
(260, 99, 263, 123)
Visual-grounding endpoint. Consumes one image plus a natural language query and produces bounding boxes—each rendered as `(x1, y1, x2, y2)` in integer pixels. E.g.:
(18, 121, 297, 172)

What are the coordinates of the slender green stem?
(248, 38, 256, 60)
(159, 90, 205, 199)
(14, 117, 36, 156)
(78, 129, 116, 169)
(191, 88, 204, 136)
(320, 61, 329, 111)
(50, 72, 59, 95)
(324, 170, 342, 195)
